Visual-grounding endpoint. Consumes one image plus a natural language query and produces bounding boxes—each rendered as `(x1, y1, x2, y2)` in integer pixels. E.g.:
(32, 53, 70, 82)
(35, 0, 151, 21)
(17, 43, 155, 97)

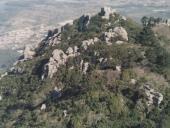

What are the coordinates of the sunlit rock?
(66, 46, 79, 57)
(103, 27, 128, 45)
(114, 27, 128, 41)
(82, 37, 99, 50)
(40, 104, 46, 111)
(47, 49, 67, 78)
(63, 110, 67, 117)
(0, 95, 2, 101)
(130, 79, 137, 85)
(115, 40, 124, 45)
(116, 65, 121, 72)
(23, 45, 36, 60)
(142, 84, 163, 106)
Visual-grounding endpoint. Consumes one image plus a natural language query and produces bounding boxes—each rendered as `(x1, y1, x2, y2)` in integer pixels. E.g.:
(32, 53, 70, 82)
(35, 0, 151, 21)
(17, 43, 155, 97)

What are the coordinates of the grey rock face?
(113, 27, 128, 41)
(104, 29, 117, 45)
(42, 46, 80, 79)
(103, 27, 128, 45)
(80, 60, 89, 74)
(82, 37, 99, 50)
(142, 85, 163, 106)
(23, 45, 36, 60)
(46, 49, 68, 78)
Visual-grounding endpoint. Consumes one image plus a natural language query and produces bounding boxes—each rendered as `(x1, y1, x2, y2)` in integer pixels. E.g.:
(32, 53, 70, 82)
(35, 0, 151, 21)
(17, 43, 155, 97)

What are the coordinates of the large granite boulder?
(103, 27, 128, 45)
(23, 45, 36, 60)
(113, 27, 128, 41)
(46, 49, 67, 78)
(43, 46, 80, 79)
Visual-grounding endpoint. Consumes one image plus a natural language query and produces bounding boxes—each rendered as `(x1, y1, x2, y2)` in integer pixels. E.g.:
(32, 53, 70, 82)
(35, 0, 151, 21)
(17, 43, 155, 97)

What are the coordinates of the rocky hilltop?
(0, 7, 170, 128)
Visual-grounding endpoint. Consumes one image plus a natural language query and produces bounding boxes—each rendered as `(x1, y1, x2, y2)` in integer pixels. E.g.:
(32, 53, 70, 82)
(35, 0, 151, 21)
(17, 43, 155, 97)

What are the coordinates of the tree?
(141, 16, 149, 27)
(137, 27, 158, 46)
(148, 17, 156, 27)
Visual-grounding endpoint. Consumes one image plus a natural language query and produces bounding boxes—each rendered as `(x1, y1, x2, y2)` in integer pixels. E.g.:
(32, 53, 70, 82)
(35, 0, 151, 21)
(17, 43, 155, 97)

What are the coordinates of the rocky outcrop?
(37, 20, 74, 51)
(66, 46, 80, 57)
(80, 60, 89, 74)
(40, 104, 46, 111)
(103, 27, 128, 45)
(115, 40, 125, 45)
(142, 85, 163, 106)
(104, 29, 117, 45)
(0, 95, 2, 101)
(121, 16, 127, 21)
(82, 37, 99, 50)
(130, 79, 137, 85)
(43, 46, 80, 78)
(63, 110, 67, 117)
(116, 65, 122, 72)
(9, 67, 24, 75)
(114, 27, 128, 41)
(100, 7, 116, 19)
(46, 49, 68, 78)
(48, 33, 61, 46)
(23, 45, 36, 60)
(78, 14, 91, 32)
(0, 72, 8, 80)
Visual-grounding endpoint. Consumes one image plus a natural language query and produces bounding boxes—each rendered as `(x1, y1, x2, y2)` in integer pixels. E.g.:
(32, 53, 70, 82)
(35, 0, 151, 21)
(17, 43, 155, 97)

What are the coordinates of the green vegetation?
(0, 12, 170, 128)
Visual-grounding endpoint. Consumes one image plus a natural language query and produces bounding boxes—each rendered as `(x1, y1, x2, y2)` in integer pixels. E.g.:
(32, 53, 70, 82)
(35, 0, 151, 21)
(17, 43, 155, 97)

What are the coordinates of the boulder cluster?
(10, 6, 130, 82)
(82, 37, 99, 50)
(66, 46, 80, 57)
(142, 84, 163, 106)
(42, 46, 81, 79)
(21, 6, 129, 79)
(104, 27, 128, 45)
(43, 49, 68, 78)
(78, 7, 117, 32)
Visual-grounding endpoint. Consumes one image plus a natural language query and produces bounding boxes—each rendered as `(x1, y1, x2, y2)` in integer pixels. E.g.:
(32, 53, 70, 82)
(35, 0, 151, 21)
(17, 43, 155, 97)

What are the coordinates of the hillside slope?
(0, 7, 170, 128)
